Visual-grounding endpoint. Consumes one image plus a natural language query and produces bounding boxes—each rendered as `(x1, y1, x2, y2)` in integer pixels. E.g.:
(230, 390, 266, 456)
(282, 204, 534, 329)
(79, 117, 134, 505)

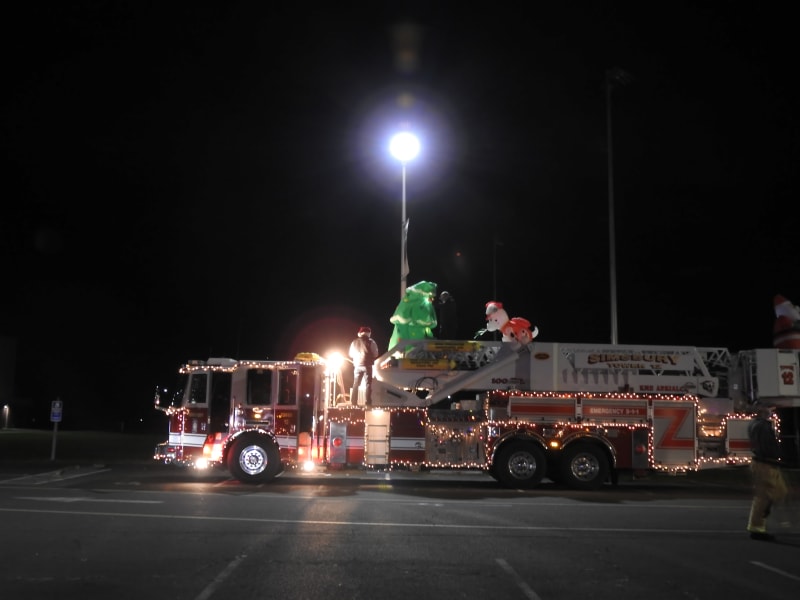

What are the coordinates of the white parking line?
(751, 561, 800, 582)
(194, 554, 247, 600)
(0, 508, 758, 534)
(496, 558, 542, 600)
(0, 467, 110, 485)
(16, 496, 162, 504)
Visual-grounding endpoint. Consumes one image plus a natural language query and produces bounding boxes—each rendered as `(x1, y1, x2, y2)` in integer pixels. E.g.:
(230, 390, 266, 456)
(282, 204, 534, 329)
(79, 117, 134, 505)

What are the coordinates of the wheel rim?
(508, 450, 539, 480)
(238, 444, 268, 476)
(569, 452, 600, 481)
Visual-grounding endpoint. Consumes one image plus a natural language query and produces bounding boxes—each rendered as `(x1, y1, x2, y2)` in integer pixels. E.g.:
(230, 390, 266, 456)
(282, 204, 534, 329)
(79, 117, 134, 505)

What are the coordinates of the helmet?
(357, 326, 371, 337)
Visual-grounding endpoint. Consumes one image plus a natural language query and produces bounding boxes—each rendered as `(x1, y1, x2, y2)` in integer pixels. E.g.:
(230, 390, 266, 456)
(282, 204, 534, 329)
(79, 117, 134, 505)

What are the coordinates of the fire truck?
(153, 339, 800, 489)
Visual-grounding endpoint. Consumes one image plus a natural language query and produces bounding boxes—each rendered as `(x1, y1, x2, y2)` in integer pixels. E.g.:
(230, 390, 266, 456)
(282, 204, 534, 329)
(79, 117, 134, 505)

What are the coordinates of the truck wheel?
(227, 434, 282, 483)
(492, 440, 546, 489)
(559, 444, 609, 490)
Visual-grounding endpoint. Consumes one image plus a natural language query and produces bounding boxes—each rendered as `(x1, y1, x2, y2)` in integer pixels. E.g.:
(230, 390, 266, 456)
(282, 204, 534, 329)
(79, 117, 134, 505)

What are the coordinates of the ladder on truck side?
(373, 339, 529, 407)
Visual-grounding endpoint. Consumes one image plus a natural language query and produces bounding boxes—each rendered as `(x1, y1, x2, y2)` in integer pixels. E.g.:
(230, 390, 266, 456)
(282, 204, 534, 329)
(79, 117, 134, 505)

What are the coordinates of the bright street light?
(389, 131, 420, 300)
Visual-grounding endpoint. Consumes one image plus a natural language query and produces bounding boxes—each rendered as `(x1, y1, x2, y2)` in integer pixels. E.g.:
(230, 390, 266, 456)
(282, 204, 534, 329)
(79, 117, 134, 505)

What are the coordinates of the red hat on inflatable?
(357, 326, 371, 336)
(773, 294, 800, 349)
(485, 301, 503, 314)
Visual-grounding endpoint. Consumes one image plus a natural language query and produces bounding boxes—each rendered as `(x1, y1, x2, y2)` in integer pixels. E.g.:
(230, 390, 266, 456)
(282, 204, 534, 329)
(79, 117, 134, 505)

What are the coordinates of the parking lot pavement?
(1, 428, 798, 499)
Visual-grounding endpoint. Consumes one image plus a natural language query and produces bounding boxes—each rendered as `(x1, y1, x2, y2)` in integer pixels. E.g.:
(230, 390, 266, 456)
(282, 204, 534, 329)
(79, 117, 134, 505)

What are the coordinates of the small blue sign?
(50, 400, 63, 423)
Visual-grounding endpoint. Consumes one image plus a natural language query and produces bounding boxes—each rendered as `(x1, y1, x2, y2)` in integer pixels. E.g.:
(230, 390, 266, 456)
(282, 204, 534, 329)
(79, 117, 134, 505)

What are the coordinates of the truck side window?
(247, 369, 271, 405)
(278, 370, 298, 405)
(188, 373, 208, 404)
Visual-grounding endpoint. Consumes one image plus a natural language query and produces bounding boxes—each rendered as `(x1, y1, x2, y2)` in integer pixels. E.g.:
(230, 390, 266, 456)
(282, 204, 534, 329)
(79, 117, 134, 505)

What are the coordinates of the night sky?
(2, 3, 798, 429)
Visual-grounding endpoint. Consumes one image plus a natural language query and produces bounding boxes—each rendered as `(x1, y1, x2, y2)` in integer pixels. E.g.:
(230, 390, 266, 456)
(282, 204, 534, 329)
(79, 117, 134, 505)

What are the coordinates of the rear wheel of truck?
(227, 434, 282, 483)
(492, 440, 546, 489)
(559, 443, 609, 490)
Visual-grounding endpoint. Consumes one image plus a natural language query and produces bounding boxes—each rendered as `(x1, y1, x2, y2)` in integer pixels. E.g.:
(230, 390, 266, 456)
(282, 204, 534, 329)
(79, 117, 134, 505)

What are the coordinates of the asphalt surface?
(1, 427, 798, 496)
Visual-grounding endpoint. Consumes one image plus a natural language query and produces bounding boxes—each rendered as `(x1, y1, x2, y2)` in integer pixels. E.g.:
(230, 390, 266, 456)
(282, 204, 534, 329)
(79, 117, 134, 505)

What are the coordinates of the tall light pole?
(492, 238, 503, 340)
(389, 131, 420, 300)
(605, 67, 631, 346)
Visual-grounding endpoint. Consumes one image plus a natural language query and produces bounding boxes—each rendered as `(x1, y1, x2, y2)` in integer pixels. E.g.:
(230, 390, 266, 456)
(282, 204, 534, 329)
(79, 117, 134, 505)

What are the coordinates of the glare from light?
(326, 352, 345, 372)
(303, 460, 315, 472)
(194, 458, 210, 470)
(389, 131, 420, 163)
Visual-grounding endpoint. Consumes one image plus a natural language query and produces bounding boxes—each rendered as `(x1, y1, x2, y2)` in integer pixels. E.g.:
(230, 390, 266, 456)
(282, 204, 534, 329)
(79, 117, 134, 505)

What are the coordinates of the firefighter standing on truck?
(746, 404, 788, 541)
(349, 326, 379, 406)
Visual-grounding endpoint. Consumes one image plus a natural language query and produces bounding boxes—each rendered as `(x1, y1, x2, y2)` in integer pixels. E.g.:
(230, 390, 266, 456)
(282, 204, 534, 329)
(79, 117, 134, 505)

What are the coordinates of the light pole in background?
(389, 131, 420, 300)
(492, 238, 503, 340)
(605, 67, 632, 345)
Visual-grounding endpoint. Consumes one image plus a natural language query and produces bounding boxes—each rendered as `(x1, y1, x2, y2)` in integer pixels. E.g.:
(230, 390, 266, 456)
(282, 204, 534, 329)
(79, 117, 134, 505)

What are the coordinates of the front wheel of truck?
(227, 434, 282, 483)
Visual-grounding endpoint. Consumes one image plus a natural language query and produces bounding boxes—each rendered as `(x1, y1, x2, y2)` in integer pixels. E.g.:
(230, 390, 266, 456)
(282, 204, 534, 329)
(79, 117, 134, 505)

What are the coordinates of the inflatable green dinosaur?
(388, 280, 438, 352)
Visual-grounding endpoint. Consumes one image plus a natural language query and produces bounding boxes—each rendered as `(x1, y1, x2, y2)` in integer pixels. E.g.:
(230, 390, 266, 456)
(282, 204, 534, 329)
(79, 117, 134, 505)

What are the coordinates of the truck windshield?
(161, 373, 189, 408)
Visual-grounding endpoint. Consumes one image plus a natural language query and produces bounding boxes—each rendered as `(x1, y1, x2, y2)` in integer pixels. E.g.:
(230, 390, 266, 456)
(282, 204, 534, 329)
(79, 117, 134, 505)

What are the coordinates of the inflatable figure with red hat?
(477, 301, 539, 345)
(773, 294, 800, 349)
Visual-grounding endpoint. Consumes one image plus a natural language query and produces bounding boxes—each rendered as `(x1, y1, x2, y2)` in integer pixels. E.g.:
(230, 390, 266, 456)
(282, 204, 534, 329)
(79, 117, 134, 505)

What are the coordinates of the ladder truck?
(153, 340, 800, 489)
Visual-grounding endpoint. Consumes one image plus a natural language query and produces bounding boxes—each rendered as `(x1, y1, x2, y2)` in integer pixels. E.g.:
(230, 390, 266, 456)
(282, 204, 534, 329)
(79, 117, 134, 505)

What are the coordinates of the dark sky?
(2, 3, 798, 427)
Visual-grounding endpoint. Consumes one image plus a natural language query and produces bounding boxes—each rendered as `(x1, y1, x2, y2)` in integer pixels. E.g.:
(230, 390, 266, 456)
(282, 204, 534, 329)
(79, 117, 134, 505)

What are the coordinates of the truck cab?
(154, 356, 328, 481)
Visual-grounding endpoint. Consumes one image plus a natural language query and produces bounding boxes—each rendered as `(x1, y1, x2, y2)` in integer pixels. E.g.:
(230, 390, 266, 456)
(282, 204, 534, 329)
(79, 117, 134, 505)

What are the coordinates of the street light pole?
(605, 67, 631, 346)
(492, 238, 502, 340)
(400, 160, 408, 300)
(389, 131, 420, 300)
(606, 71, 618, 346)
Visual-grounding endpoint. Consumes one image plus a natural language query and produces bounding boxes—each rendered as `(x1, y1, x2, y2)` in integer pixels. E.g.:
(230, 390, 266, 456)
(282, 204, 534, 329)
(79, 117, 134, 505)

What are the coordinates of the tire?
(559, 443, 609, 490)
(227, 434, 282, 484)
(492, 440, 546, 489)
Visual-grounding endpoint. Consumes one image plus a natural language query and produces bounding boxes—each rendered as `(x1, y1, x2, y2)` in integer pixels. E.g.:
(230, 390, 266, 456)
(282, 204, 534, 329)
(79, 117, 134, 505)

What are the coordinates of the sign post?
(50, 398, 63, 461)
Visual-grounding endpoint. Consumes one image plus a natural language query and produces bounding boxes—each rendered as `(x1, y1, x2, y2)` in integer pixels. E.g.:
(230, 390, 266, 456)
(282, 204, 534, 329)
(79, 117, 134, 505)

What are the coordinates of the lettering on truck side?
(584, 407, 646, 416)
(587, 353, 681, 365)
(638, 384, 692, 392)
